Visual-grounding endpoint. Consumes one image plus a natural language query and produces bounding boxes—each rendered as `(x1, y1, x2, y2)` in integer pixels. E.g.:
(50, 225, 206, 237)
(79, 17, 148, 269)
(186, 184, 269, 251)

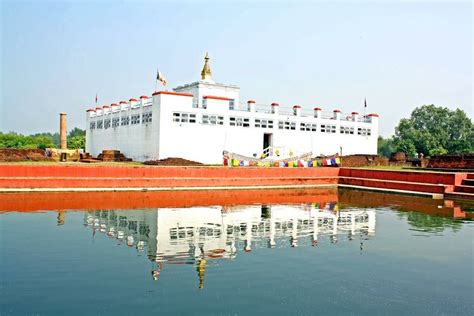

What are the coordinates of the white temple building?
(85, 54, 379, 164)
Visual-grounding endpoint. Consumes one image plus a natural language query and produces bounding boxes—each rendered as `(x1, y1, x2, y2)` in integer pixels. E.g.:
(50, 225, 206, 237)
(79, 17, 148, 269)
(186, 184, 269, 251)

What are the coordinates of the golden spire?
(201, 52, 212, 81)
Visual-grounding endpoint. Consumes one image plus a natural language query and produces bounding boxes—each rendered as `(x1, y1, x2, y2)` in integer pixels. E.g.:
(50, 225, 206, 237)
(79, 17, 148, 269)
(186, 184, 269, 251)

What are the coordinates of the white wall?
(86, 89, 378, 164)
(86, 98, 160, 161)
(157, 96, 378, 163)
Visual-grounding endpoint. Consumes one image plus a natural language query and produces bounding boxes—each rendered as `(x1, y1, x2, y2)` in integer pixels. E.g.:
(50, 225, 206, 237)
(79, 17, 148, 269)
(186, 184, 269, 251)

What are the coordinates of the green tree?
(52, 132, 60, 148)
(394, 105, 473, 156)
(0, 132, 36, 149)
(377, 136, 396, 157)
(68, 128, 85, 138)
(67, 128, 85, 150)
(68, 135, 85, 150)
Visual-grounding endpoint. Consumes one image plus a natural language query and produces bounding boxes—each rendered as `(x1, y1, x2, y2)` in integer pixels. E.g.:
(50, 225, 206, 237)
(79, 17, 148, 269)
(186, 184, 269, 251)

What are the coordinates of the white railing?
(255, 104, 273, 114)
(89, 99, 375, 125)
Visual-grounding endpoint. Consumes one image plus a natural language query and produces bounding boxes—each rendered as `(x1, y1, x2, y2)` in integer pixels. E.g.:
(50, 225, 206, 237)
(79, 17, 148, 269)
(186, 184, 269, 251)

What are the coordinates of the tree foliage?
(394, 105, 473, 156)
(377, 136, 396, 157)
(0, 128, 86, 150)
(68, 127, 85, 138)
(0, 132, 56, 149)
(68, 135, 85, 150)
(67, 128, 86, 150)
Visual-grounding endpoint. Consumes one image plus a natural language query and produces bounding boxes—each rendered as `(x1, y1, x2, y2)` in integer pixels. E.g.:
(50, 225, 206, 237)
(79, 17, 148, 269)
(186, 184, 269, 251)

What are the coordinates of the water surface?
(1, 190, 473, 315)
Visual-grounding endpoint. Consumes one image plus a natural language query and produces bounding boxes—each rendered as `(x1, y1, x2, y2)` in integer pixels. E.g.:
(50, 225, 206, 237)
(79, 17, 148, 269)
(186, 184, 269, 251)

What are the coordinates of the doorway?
(263, 133, 273, 150)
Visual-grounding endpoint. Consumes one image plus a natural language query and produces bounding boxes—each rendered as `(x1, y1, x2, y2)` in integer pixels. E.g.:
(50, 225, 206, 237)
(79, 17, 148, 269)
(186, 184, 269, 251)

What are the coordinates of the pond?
(1, 189, 473, 315)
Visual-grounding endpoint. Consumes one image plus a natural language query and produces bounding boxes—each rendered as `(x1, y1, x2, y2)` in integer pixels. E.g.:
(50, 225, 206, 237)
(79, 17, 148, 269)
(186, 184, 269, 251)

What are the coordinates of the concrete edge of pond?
(337, 184, 444, 199)
(0, 184, 337, 193)
(0, 183, 444, 200)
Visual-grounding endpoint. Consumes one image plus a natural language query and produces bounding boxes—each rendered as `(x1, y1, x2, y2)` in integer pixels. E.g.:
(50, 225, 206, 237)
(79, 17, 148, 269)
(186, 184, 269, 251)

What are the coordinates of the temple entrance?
(263, 133, 273, 150)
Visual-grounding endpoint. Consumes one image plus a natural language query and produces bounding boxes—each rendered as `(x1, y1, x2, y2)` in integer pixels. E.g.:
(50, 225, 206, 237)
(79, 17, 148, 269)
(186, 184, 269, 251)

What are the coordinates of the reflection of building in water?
(84, 203, 375, 288)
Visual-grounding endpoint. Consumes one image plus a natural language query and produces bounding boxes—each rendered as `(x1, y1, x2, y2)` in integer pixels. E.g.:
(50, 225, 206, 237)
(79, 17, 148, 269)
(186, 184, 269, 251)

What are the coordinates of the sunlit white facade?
(85, 55, 379, 163)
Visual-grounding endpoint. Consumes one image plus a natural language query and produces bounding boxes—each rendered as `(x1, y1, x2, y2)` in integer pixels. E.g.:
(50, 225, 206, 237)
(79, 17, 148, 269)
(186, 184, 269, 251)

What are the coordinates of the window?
(104, 118, 111, 129)
(320, 124, 336, 133)
(142, 112, 152, 124)
(173, 112, 197, 123)
(278, 121, 296, 130)
(121, 116, 130, 126)
(202, 98, 207, 109)
(230, 116, 250, 127)
(340, 126, 354, 134)
(90, 122, 96, 130)
(131, 114, 140, 125)
(202, 114, 224, 125)
(300, 122, 317, 131)
(358, 128, 371, 136)
(255, 119, 274, 129)
(112, 117, 120, 128)
(97, 120, 103, 129)
(229, 99, 235, 110)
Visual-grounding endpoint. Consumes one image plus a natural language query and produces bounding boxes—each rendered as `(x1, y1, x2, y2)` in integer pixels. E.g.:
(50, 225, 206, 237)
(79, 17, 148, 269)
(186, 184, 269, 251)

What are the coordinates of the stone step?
(454, 185, 474, 194)
(461, 179, 474, 186)
(339, 168, 459, 186)
(444, 191, 474, 201)
(338, 177, 447, 194)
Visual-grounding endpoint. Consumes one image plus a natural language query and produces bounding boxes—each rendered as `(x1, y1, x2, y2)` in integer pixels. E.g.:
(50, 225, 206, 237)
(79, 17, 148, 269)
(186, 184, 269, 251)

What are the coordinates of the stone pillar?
(314, 107, 322, 118)
(351, 111, 359, 122)
(86, 109, 96, 118)
(271, 102, 279, 115)
(140, 96, 148, 106)
(247, 100, 256, 112)
(119, 101, 127, 111)
(129, 98, 139, 108)
(367, 113, 379, 123)
(60, 112, 67, 150)
(293, 105, 301, 116)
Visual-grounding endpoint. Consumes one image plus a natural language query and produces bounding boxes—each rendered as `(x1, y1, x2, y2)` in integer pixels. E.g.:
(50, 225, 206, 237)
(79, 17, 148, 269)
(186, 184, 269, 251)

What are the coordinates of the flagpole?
(155, 68, 159, 93)
(363, 98, 367, 119)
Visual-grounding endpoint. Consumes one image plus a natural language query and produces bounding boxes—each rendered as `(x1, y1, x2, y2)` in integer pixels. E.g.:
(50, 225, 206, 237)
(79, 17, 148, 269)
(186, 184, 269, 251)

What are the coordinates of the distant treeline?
(0, 128, 85, 150)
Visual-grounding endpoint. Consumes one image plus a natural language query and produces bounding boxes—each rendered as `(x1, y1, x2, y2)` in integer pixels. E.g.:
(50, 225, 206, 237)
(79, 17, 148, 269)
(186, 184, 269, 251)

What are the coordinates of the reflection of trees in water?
(396, 211, 464, 234)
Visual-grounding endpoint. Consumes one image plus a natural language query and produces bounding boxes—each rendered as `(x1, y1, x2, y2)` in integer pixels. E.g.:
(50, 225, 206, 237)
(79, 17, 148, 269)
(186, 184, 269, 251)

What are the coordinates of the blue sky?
(1, 1, 472, 136)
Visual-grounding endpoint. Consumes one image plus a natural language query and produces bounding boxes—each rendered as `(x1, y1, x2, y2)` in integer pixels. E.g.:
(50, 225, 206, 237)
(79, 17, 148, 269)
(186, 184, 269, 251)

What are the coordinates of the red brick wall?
(427, 154, 474, 169)
(0, 149, 48, 162)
